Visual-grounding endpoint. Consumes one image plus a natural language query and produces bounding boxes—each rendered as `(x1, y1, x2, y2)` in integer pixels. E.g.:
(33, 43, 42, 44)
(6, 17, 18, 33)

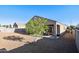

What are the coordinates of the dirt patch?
(0, 32, 35, 51)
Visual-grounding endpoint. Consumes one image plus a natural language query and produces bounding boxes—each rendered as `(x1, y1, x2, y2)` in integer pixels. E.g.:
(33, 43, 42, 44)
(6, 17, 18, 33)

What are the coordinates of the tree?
(13, 22, 18, 28)
(66, 25, 76, 33)
(2, 25, 6, 27)
(76, 24, 79, 29)
(0, 24, 1, 27)
(6, 25, 8, 28)
(9, 24, 12, 28)
(26, 17, 48, 36)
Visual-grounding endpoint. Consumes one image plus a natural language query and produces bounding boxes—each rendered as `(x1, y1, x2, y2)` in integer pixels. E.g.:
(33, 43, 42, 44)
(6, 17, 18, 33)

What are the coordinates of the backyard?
(0, 31, 77, 53)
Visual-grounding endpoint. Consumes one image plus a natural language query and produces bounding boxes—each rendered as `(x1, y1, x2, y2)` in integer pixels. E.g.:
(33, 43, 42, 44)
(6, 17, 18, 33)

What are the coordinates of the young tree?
(9, 24, 12, 28)
(26, 17, 48, 36)
(13, 22, 18, 28)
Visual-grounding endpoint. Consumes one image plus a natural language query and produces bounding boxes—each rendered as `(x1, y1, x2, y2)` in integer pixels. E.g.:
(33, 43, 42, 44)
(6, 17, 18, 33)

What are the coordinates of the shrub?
(26, 17, 48, 36)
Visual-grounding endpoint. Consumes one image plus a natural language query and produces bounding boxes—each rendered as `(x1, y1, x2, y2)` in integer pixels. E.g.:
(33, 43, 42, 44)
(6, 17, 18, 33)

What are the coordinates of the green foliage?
(76, 24, 79, 29)
(26, 18, 48, 36)
(67, 25, 75, 30)
(0, 24, 1, 27)
(66, 25, 76, 33)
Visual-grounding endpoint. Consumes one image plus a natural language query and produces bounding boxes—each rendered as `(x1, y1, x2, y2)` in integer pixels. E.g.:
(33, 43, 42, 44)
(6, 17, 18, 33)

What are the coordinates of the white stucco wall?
(56, 22, 67, 34)
(0, 28, 15, 32)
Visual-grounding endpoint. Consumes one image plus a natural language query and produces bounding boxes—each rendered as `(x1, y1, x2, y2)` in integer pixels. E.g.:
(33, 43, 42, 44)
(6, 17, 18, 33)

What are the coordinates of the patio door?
(48, 25, 54, 35)
(57, 25, 60, 35)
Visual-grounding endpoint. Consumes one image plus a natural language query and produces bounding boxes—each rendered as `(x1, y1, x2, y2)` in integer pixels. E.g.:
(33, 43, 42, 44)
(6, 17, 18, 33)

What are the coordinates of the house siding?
(56, 22, 67, 34)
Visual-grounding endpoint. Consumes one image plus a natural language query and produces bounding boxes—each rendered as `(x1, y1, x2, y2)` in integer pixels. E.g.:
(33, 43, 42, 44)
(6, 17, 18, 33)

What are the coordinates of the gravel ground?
(0, 32, 35, 52)
(9, 32, 78, 53)
(0, 32, 77, 53)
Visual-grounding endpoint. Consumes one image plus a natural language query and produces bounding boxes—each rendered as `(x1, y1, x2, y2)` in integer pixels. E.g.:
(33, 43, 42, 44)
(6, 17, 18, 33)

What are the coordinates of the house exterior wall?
(45, 20, 67, 36)
(18, 25, 25, 28)
(46, 19, 67, 35)
(46, 20, 56, 36)
(56, 22, 67, 34)
(53, 23, 56, 36)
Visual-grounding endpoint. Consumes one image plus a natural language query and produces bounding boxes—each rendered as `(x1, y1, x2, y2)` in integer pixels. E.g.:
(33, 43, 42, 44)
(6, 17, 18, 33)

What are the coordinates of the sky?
(0, 5, 79, 25)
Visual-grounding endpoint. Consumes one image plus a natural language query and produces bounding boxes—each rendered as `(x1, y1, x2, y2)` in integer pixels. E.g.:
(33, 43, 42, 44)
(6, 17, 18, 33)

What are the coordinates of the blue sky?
(0, 5, 79, 25)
